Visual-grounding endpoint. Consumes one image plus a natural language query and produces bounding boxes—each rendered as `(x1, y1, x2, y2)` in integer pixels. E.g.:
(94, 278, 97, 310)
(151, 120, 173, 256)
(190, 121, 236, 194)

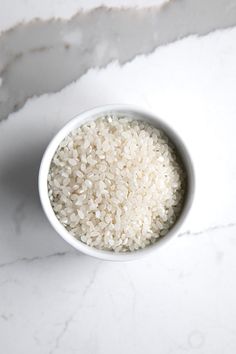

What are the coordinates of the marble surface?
(1, 1, 236, 353)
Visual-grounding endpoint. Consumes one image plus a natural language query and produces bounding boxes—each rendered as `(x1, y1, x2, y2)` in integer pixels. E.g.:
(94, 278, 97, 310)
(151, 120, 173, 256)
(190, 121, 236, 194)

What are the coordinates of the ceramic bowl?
(38, 105, 195, 261)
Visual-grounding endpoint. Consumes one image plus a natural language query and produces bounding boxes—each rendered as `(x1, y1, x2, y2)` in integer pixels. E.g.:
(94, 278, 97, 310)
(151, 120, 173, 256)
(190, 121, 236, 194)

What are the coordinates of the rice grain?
(48, 115, 186, 252)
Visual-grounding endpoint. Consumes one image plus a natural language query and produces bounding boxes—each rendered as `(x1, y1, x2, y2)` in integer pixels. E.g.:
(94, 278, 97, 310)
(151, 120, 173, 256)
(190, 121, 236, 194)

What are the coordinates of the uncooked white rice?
(48, 115, 185, 252)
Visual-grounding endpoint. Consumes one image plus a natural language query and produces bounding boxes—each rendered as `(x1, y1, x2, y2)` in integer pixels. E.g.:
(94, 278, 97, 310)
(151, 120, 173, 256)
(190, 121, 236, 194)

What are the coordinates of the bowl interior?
(38, 105, 195, 261)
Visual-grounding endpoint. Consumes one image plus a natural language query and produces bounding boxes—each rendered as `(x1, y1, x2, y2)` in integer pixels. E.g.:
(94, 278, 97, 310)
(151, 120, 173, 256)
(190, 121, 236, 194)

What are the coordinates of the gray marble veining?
(0, 0, 236, 121)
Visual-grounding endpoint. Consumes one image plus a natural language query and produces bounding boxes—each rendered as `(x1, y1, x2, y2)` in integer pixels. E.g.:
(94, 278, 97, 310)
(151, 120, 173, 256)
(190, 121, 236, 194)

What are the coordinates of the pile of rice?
(48, 115, 185, 252)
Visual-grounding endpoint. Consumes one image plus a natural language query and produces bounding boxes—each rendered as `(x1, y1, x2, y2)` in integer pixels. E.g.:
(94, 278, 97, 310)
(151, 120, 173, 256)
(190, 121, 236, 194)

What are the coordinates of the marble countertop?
(1, 1, 236, 353)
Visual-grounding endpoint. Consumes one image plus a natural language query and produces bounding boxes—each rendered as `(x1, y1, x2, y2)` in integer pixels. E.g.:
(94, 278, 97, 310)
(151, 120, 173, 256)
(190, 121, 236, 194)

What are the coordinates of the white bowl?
(38, 105, 195, 261)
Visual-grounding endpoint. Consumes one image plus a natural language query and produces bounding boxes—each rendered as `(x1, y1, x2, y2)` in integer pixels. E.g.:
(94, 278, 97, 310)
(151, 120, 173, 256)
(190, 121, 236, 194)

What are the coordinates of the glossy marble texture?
(0, 1, 236, 353)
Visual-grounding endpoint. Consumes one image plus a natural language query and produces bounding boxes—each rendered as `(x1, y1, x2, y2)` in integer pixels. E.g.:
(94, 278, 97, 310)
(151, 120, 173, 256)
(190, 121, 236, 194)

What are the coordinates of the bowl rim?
(38, 104, 195, 261)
